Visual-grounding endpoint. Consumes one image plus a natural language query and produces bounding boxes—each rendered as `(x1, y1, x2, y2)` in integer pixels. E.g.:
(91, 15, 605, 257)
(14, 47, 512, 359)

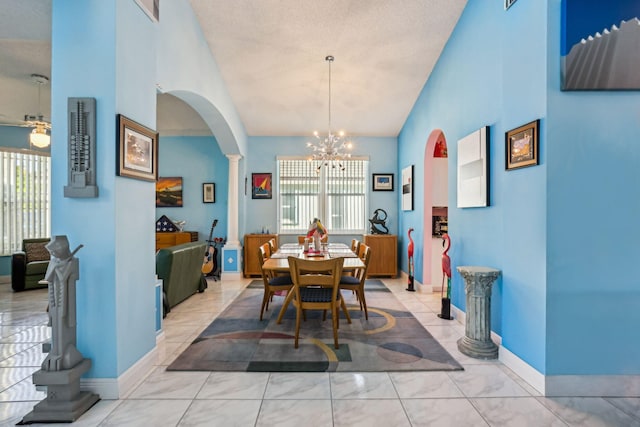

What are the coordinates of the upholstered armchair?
(11, 238, 50, 292)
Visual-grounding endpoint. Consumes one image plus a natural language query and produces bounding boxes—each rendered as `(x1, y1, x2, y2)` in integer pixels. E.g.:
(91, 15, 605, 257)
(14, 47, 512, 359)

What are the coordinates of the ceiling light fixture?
(307, 55, 352, 171)
(26, 74, 51, 148)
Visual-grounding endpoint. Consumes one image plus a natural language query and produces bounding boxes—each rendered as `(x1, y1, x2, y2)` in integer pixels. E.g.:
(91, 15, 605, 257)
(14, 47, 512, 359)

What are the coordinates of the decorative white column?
(222, 154, 243, 280)
(456, 266, 501, 359)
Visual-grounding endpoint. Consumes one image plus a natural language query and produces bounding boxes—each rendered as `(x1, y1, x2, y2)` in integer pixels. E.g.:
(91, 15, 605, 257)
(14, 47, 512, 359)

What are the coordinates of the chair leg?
(340, 298, 352, 324)
(331, 306, 339, 349)
(260, 289, 270, 321)
(295, 305, 302, 349)
(359, 290, 368, 320)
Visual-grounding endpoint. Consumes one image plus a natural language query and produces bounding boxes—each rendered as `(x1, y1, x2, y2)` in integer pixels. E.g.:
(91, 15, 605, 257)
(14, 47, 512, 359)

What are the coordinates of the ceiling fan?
(0, 74, 51, 148)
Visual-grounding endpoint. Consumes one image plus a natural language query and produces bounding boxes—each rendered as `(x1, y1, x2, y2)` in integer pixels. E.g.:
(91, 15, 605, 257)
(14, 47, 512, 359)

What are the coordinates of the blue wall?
(245, 136, 398, 246)
(398, 0, 548, 372)
(156, 136, 228, 241)
(546, 0, 640, 375)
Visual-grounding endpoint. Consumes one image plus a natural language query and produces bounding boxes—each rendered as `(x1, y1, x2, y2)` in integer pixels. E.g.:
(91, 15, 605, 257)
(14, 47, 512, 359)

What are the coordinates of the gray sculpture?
(42, 236, 84, 371)
(64, 97, 98, 198)
(21, 235, 99, 424)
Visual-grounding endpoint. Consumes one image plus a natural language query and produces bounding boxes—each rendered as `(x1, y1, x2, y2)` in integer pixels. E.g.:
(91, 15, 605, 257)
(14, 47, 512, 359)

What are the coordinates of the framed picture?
(372, 173, 394, 191)
(457, 126, 489, 208)
(252, 173, 272, 199)
(203, 183, 215, 203)
(506, 120, 539, 170)
(561, 0, 640, 90)
(402, 165, 414, 211)
(116, 114, 158, 182)
(156, 177, 183, 207)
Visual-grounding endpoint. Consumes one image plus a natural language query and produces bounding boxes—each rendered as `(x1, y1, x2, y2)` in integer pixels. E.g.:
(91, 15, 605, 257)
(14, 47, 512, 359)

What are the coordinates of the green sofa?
(11, 238, 51, 292)
(156, 241, 207, 316)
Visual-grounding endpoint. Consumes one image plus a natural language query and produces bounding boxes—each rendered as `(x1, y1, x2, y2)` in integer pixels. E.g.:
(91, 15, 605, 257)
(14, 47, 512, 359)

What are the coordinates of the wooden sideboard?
(244, 234, 278, 277)
(155, 231, 198, 252)
(363, 234, 397, 277)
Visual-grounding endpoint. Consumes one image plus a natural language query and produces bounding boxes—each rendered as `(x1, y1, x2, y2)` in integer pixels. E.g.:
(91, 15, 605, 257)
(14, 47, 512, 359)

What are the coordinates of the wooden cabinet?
(363, 234, 397, 277)
(244, 234, 278, 277)
(155, 231, 198, 252)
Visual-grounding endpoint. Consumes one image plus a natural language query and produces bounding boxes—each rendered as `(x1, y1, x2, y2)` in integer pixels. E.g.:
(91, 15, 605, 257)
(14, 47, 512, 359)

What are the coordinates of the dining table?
(261, 242, 365, 324)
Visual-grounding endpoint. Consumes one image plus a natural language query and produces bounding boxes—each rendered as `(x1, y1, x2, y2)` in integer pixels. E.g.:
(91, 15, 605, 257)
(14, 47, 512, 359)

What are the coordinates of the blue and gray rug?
(167, 280, 463, 372)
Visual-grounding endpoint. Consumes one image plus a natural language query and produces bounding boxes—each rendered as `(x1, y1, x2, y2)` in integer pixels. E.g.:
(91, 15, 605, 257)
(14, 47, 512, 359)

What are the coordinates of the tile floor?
(1, 276, 639, 426)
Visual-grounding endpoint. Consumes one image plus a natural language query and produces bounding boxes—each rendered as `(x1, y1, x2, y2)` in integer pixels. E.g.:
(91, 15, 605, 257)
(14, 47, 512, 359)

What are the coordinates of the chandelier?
(307, 55, 352, 171)
(26, 74, 51, 148)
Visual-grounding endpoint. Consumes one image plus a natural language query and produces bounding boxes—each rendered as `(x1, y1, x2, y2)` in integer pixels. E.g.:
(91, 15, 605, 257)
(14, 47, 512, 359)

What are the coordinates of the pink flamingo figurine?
(441, 233, 451, 298)
(438, 233, 453, 320)
(407, 228, 415, 291)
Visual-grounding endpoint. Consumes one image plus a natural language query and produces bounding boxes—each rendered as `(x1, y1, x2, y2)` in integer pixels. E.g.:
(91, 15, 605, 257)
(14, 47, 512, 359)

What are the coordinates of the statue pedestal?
(456, 266, 501, 359)
(21, 359, 100, 424)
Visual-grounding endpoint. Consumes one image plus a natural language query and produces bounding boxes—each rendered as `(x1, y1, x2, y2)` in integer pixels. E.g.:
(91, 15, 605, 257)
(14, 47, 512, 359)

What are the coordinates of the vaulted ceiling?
(0, 0, 467, 138)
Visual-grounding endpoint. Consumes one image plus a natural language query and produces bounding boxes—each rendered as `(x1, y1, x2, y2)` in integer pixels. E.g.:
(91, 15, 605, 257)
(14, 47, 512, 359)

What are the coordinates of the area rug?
(167, 280, 463, 372)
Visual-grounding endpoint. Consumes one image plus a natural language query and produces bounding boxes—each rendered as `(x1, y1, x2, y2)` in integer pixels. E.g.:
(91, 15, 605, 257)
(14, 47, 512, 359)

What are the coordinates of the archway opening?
(422, 129, 448, 291)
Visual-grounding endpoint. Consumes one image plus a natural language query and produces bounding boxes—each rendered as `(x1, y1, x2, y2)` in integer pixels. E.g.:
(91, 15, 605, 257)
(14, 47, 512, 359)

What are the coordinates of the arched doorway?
(422, 129, 448, 291)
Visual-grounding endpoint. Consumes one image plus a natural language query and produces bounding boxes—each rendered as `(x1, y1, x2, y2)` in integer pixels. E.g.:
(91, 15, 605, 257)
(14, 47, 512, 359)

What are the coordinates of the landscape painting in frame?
(561, 0, 640, 90)
(156, 177, 183, 207)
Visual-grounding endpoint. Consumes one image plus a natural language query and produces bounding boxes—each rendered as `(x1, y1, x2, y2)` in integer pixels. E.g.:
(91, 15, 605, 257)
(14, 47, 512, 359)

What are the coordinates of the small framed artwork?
(402, 165, 414, 211)
(116, 114, 158, 182)
(372, 173, 394, 191)
(156, 177, 183, 207)
(506, 120, 539, 170)
(202, 183, 215, 203)
(505, 0, 517, 10)
(252, 173, 272, 199)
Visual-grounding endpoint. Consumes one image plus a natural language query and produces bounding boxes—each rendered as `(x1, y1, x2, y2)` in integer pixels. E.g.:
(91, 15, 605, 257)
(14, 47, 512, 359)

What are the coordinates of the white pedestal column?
(222, 154, 243, 280)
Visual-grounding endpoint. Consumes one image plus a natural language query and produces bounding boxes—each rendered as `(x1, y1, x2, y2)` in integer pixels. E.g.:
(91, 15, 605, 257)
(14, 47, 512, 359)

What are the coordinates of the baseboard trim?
(499, 345, 545, 395)
(80, 346, 158, 399)
(545, 374, 640, 397)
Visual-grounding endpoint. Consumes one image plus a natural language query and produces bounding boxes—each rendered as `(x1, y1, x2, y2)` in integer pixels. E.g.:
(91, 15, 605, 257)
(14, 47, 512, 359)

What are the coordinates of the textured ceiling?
(0, 0, 467, 138)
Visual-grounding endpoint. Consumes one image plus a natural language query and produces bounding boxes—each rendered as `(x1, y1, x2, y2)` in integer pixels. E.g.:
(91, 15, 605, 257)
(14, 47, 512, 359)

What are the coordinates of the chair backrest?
(350, 239, 360, 253)
(258, 243, 273, 281)
(267, 238, 277, 254)
(355, 243, 372, 281)
(288, 256, 344, 290)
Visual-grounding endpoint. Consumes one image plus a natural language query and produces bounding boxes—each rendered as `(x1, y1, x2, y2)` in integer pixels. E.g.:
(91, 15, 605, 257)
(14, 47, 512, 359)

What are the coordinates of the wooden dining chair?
(350, 239, 360, 253)
(267, 238, 277, 254)
(339, 243, 372, 320)
(258, 243, 293, 320)
(298, 234, 328, 244)
(288, 256, 347, 349)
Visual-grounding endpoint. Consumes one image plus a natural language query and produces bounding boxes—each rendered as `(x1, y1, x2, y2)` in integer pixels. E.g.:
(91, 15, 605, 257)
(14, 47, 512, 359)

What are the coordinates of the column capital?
(226, 154, 243, 162)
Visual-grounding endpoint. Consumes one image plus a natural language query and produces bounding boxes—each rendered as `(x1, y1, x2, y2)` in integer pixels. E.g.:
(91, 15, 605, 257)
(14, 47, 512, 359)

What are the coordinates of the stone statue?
(368, 209, 389, 234)
(42, 236, 84, 371)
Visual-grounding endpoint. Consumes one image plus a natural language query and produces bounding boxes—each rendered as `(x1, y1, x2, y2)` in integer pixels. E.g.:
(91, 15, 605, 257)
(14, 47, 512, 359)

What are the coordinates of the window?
(278, 158, 368, 235)
(0, 149, 51, 255)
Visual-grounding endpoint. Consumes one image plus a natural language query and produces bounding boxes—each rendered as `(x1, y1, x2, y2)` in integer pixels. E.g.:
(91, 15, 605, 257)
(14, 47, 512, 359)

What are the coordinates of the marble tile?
(605, 397, 640, 422)
(178, 399, 261, 426)
(197, 372, 269, 399)
(0, 343, 46, 367)
(440, 340, 501, 366)
(329, 372, 398, 399)
(472, 397, 566, 426)
(0, 342, 38, 361)
(538, 397, 640, 427)
(402, 398, 489, 426)
(449, 364, 530, 398)
(0, 366, 39, 390)
(264, 372, 331, 399)
(423, 324, 465, 343)
(128, 367, 208, 399)
(333, 399, 411, 427)
(0, 400, 36, 426)
(163, 324, 202, 343)
(99, 399, 191, 427)
(256, 399, 333, 427)
(390, 371, 464, 398)
(0, 376, 45, 401)
(0, 324, 50, 343)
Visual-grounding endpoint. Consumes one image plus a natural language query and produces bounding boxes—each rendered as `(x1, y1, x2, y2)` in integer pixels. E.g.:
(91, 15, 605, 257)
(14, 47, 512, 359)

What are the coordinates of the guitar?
(201, 219, 218, 274)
